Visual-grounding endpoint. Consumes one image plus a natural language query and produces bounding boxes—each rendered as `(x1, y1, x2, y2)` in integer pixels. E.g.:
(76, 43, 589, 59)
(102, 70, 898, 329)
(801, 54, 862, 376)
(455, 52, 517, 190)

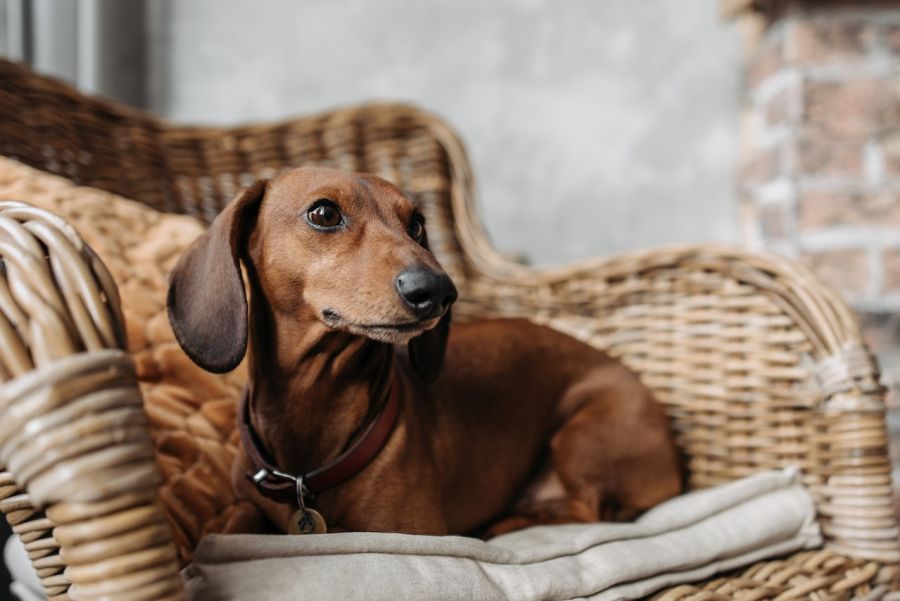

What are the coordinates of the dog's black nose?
(396, 266, 457, 319)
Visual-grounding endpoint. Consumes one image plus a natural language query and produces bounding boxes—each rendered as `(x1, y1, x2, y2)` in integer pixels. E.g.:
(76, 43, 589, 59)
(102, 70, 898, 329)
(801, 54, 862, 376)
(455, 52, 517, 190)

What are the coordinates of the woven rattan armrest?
(0, 201, 182, 600)
(459, 244, 900, 566)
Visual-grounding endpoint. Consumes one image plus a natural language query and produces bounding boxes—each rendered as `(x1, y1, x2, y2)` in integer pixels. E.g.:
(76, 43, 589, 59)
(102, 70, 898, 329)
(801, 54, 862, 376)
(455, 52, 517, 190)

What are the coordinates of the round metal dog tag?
(289, 508, 327, 535)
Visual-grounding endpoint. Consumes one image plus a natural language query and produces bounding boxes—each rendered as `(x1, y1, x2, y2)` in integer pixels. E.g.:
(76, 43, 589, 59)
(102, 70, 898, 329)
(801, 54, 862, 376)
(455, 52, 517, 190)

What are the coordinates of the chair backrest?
(0, 58, 521, 289)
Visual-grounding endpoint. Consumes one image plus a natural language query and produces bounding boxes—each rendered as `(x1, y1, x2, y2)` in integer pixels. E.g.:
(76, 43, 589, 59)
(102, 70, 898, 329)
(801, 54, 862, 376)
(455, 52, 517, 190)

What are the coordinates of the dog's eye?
(306, 200, 343, 229)
(408, 215, 425, 243)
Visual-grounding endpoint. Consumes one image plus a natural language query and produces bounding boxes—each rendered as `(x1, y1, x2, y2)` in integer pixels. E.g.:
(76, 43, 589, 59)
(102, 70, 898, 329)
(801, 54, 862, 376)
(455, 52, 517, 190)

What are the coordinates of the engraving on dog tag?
(288, 508, 327, 535)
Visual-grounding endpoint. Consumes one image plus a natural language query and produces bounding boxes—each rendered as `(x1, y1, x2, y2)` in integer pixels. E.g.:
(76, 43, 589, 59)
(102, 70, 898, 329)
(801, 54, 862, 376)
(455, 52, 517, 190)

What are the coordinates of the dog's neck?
(245, 296, 395, 475)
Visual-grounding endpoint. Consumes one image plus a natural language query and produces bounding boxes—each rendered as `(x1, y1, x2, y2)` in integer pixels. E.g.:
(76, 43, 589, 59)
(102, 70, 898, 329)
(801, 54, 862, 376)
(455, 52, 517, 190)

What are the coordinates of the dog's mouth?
(321, 309, 442, 343)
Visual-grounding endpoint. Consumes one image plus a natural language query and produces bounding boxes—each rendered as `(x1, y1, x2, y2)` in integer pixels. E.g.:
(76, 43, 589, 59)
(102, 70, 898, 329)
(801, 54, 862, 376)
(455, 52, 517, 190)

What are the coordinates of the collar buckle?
(238, 384, 401, 507)
(250, 468, 271, 485)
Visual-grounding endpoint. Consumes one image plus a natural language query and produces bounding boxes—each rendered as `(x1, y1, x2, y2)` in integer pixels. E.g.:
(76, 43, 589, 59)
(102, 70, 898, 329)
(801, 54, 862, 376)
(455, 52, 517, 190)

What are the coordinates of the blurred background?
(0, 0, 899, 590)
(0, 0, 741, 265)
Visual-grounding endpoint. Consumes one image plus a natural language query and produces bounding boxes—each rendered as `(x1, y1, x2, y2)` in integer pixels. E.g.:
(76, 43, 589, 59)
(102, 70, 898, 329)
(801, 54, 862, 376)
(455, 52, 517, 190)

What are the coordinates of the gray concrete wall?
(147, 0, 741, 266)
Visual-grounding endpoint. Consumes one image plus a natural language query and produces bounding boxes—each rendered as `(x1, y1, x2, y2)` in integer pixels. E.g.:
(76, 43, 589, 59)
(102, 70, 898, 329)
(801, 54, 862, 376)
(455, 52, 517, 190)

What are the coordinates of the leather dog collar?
(238, 384, 401, 506)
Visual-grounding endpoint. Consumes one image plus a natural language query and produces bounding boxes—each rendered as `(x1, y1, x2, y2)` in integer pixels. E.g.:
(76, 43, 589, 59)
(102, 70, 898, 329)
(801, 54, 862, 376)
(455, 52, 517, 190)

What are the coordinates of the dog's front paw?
(482, 515, 541, 538)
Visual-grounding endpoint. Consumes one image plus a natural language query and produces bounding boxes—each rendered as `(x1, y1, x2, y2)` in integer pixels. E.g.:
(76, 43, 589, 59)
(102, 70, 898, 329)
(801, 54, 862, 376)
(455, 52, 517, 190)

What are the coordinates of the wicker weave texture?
(0, 58, 898, 599)
(460, 245, 898, 563)
(0, 60, 471, 268)
(0, 201, 182, 600)
(0, 156, 249, 572)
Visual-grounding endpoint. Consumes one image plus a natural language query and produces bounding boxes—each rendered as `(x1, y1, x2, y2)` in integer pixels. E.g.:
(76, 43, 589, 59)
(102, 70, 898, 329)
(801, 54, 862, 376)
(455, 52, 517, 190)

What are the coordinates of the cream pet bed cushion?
(184, 469, 821, 601)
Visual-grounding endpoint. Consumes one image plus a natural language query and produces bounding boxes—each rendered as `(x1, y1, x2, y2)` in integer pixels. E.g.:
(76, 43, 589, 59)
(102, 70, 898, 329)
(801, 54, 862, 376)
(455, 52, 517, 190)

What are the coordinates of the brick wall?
(736, 1, 900, 507)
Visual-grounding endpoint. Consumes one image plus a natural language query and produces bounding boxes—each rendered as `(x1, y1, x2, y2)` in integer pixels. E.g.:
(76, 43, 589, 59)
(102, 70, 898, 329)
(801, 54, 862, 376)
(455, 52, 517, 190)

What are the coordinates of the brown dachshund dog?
(167, 166, 682, 536)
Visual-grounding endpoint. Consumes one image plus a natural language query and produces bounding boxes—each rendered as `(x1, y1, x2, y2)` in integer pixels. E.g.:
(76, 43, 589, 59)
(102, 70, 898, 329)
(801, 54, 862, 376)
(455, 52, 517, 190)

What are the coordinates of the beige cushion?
(183, 468, 821, 601)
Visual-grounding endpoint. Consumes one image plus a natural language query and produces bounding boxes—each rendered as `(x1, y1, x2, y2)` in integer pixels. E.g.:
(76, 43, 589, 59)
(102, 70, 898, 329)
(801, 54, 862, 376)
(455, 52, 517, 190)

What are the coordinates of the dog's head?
(166, 166, 457, 382)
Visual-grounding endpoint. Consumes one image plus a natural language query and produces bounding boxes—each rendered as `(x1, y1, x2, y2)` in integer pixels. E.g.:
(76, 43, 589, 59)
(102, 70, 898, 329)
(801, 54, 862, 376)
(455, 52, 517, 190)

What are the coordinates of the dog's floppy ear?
(167, 180, 267, 373)
(407, 224, 452, 383)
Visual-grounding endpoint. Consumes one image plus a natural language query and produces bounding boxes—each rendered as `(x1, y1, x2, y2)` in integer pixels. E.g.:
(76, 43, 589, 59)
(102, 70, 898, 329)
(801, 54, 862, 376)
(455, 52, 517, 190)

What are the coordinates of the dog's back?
(422, 318, 682, 535)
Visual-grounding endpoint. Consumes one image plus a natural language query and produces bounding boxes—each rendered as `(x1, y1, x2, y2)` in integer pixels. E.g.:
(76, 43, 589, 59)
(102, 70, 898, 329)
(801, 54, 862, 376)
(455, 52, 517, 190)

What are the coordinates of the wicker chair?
(0, 58, 897, 600)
